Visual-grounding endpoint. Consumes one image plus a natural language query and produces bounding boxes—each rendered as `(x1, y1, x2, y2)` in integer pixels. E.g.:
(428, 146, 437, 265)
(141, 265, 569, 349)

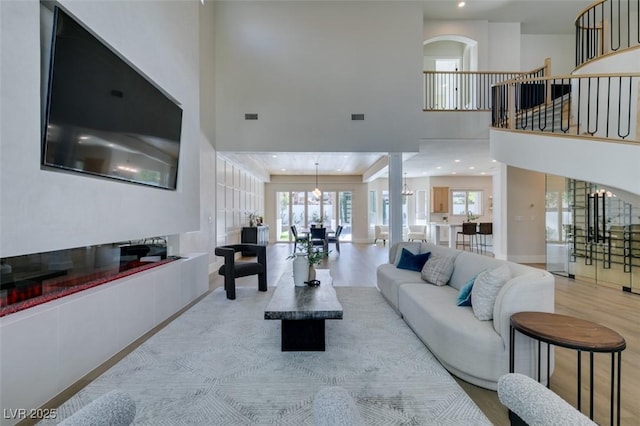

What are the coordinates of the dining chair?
(310, 227, 328, 253)
(327, 225, 344, 253)
(290, 225, 308, 251)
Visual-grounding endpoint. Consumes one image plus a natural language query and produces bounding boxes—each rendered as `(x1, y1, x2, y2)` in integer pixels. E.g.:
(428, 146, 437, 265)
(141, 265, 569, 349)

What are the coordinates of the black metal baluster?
(618, 76, 632, 139)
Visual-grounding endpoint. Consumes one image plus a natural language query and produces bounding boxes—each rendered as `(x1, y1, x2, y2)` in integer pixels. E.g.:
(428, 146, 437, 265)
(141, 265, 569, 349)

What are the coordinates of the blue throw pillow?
(396, 248, 431, 272)
(456, 275, 477, 306)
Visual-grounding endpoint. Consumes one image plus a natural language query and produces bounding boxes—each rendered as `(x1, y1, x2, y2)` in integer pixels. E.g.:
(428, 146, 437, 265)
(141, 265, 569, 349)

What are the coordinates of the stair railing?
(492, 73, 640, 143)
(575, 0, 640, 67)
(423, 60, 549, 111)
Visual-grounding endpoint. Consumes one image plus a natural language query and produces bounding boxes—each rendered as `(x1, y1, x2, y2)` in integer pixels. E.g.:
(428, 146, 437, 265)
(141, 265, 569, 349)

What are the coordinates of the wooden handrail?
(493, 72, 640, 87)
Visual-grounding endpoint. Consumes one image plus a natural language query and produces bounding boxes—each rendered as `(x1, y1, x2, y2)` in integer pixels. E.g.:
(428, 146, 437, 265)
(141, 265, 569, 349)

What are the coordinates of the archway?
(423, 35, 478, 72)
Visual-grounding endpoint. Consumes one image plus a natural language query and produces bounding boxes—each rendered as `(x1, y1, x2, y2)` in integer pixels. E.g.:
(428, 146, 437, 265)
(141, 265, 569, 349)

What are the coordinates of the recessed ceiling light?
(481, 172, 486, 175)
(436, 166, 442, 170)
(468, 166, 475, 170)
(492, 159, 497, 163)
(272, 154, 277, 158)
(79, 136, 89, 140)
(281, 168, 286, 171)
(454, 159, 461, 163)
(337, 169, 342, 172)
(458, 1, 466, 8)
(452, 172, 457, 175)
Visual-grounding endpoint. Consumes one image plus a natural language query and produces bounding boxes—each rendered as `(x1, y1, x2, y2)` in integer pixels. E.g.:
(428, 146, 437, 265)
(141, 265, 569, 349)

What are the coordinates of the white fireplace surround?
(0, 253, 208, 426)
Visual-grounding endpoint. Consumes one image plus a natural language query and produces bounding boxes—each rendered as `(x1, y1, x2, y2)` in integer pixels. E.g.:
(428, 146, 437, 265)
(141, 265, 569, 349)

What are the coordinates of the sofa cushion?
(390, 242, 422, 265)
(396, 248, 431, 272)
(450, 251, 505, 290)
(376, 264, 423, 312)
(420, 253, 455, 286)
(456, 274, 477, 306)
(471, 265, 512, 320)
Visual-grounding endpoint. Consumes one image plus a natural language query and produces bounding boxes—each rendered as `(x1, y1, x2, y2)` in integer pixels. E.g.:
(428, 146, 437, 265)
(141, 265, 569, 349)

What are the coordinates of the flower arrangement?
(287, 238, 330, 266)
(245, 211, 260, 227)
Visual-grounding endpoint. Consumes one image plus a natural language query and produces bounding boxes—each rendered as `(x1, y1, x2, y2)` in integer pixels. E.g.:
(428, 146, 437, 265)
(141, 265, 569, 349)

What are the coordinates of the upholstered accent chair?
(215, 244, 267, 300)
(314, 386, 364, 426)
(407, 225, 427, 242)
(498, 373, 596, 426)
(374, 225, 389, 245)
(58, 390, 136, 426)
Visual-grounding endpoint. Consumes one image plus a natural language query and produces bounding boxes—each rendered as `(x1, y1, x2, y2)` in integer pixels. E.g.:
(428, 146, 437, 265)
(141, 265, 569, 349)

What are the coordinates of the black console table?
(241, 226, 269, 245)
(241, 226, 269, 255)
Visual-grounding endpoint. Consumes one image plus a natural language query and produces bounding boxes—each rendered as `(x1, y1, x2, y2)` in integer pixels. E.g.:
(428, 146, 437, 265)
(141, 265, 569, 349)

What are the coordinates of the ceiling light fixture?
(312, 162, 322, 198)
(402, 173, 414, 196)
(458, 1, 466, 8)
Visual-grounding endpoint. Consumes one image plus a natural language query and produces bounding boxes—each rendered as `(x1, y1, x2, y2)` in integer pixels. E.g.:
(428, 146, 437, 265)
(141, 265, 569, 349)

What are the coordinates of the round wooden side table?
(510, 311, 626, 426)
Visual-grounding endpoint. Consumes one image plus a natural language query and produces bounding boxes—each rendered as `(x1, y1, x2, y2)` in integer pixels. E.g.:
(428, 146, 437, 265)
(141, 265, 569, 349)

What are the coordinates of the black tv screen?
(42, 7, 182, 190)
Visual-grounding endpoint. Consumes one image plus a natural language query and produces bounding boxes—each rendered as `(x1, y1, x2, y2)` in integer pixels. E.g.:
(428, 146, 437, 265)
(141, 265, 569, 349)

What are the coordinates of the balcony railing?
(423, 62, 548, 111)
(491, 73, 640, 143)
(575, 0, 640, 67)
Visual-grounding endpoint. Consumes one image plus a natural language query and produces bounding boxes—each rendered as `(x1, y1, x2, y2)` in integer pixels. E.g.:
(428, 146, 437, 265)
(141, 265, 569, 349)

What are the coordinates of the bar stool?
(456, 222, 478, 252)
(478, 222, 493, 254)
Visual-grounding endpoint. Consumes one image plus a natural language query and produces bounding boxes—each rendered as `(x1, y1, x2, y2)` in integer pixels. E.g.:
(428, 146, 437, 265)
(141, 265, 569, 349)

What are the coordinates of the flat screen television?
(42, 7, 182, 190)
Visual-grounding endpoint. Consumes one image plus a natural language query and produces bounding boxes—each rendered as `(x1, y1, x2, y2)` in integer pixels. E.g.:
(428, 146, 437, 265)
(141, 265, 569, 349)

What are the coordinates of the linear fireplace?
(0, 238, 175, 317)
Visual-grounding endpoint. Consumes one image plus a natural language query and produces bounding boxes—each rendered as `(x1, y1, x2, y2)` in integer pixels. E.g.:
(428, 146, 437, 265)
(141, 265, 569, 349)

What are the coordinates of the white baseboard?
(507, 255, 546, 264)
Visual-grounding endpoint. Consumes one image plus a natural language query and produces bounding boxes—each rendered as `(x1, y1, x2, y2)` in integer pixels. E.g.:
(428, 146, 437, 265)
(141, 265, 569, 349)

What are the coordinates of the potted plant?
(287, 239, 330, 286)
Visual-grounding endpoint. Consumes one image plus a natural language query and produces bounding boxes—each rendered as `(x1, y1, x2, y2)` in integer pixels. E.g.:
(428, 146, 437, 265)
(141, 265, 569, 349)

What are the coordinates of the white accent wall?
(0, 1, 201, 258)
(214, 1, 425, 153)
(521, 34, 575, 74)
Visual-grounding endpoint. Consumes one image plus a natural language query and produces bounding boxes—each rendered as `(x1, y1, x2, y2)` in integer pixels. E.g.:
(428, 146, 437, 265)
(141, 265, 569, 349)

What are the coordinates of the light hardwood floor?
(23, 242, 639, 425)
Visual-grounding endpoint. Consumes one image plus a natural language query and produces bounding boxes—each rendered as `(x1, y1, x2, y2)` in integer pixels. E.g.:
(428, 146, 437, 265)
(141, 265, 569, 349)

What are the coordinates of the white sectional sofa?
(377, 242, 555, 390)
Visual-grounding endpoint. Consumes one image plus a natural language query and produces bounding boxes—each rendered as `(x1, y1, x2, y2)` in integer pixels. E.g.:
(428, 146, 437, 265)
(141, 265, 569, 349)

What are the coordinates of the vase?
(292, 254, 308, 287)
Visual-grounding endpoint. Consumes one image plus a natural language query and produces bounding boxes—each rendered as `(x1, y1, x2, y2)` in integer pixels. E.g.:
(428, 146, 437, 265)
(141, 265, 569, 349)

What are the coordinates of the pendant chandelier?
(312, 162, 322, 198)
(401, 172, 414, 196)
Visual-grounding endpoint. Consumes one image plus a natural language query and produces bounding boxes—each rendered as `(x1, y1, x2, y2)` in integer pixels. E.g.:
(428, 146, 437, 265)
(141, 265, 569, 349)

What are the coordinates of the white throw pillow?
(420, 254, 455, 286)
(471, 264, 512, 321)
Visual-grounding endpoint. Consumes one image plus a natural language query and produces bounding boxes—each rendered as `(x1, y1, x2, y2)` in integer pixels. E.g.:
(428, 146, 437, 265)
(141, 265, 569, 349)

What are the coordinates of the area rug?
(40, 287, 491, 425)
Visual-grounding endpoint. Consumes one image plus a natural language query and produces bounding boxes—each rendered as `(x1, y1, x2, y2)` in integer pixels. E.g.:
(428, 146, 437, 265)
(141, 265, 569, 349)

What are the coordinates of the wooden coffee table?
(510, 311, 626, 425)
(264, 269, 343, 351)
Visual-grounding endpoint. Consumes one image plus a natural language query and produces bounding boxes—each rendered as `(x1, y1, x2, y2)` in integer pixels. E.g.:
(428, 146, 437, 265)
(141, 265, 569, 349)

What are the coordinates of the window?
(277, 190, 352, 242)
(452, 190, 483, 216)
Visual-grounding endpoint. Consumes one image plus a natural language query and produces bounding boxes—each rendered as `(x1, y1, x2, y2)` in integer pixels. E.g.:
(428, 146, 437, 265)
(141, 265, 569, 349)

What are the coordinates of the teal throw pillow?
(396, 248, 431, 272)
(456, 275, 477, 306)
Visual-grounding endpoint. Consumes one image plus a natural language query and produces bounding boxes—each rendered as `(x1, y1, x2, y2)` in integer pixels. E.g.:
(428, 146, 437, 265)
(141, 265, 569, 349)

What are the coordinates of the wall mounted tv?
(42, 6, 182, 190)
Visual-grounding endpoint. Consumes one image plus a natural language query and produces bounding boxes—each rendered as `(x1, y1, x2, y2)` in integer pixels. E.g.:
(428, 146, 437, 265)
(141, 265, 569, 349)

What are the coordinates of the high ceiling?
(421, 0, 592, 35)
(218, 0, 592, 180)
